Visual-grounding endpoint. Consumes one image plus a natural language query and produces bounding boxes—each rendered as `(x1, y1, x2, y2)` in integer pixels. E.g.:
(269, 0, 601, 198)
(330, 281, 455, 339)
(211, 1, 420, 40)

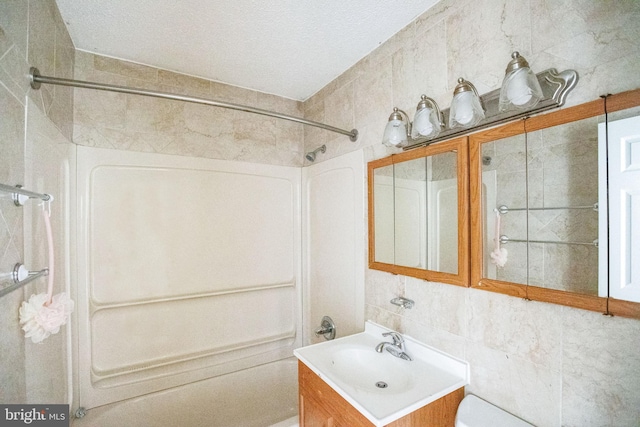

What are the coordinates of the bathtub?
(71, 357, 299, 427)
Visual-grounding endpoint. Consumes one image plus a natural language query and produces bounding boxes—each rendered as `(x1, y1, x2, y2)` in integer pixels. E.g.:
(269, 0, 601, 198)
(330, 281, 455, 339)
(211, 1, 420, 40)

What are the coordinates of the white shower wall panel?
(75, 146, 302, 409)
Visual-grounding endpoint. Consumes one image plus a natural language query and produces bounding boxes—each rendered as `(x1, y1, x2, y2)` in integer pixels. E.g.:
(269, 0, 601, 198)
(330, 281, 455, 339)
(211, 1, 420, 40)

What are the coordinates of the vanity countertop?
(294, 321, 470, 426)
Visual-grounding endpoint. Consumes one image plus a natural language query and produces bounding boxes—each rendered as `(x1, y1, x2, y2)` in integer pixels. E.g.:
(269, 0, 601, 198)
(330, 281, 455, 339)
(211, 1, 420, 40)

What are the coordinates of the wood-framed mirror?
(368, 136, 469, 286)
(469, 89, 640, 318)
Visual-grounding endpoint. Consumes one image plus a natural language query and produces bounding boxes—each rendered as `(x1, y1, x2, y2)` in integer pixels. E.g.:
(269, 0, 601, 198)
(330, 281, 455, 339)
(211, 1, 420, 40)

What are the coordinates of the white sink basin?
(329, 346, 415, 393)
(294, 321, 469, 427)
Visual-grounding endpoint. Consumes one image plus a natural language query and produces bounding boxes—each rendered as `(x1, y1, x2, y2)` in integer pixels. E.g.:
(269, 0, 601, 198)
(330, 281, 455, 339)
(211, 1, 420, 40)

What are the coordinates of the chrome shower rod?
(29, 67, 358, 142)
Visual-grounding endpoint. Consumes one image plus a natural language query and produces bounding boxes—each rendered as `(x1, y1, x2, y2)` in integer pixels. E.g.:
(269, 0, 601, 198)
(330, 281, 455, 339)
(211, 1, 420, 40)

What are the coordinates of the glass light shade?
(411, 107, 441, 139)
(449, 90, 485, 128)
(499, 67, 543, 111)
(382, 118, 408, 147)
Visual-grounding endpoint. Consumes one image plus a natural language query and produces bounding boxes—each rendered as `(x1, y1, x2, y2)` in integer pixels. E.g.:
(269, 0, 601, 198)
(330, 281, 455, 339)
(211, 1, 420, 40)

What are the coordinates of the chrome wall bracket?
(390, 297, 414, 309)
(0, 264, 49, 299)
(403, 68, 579, 150)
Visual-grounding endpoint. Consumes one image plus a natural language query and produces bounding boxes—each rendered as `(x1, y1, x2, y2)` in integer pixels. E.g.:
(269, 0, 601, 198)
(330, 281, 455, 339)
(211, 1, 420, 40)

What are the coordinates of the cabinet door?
(604, 114, 640, 303)
(301, 394, 335, 427)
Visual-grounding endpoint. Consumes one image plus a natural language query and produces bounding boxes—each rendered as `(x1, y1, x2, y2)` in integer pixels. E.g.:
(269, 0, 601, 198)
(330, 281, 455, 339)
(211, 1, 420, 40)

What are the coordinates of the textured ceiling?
(56, 0, 440, 101)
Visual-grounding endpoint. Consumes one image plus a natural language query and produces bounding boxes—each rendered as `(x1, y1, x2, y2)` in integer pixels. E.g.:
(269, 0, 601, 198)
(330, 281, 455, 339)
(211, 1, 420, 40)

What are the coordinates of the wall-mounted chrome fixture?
(28, 67, 359, 142)
(315, 315, 336, 340)
(390, 297, 415, 309)
(0, 183, 52, 206)
(0, 183, 52, 299)
(382, 51, 578, 150)
(305, 145, 326, 162)
(0, 263, 49, 299)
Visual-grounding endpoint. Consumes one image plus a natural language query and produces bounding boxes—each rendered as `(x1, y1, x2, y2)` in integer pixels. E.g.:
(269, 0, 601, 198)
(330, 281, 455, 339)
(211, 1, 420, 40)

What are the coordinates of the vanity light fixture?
(383, 49, 578, 150)
(498, 51, 544, 111)
(383, 96, 444, 147)
(449, 78, 485, 129)
(411, 95, 444, 139)
(382, 108, 409, 148)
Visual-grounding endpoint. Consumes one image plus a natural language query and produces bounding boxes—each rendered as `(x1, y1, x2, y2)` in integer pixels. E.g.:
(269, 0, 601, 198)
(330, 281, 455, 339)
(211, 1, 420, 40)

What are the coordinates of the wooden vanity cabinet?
(298, 361, 464, 427)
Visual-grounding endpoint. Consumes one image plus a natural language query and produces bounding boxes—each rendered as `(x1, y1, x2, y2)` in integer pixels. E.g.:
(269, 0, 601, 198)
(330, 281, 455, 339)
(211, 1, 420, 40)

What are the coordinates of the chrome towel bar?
(0, 183, 51, 205)
(0, 264, 49, 299)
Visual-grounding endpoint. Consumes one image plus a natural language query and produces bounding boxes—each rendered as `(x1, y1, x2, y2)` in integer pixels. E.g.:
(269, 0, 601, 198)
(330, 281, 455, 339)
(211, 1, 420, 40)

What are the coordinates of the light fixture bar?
(403, 68, 578, 150)
(29, 67, 359, 142)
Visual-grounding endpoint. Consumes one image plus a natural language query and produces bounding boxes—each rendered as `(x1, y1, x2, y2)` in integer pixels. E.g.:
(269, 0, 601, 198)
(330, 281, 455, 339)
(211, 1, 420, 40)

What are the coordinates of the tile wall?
(1, 0, 639, 425)
(72, 52, 305, 167)
(0, 0, 75, 404)
(302, 0, 640, 425)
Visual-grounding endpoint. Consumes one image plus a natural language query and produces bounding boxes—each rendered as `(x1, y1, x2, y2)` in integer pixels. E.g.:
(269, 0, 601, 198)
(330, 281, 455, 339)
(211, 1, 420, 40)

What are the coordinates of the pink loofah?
(19, 202, 74, 343)
(490, 209, 508, 268)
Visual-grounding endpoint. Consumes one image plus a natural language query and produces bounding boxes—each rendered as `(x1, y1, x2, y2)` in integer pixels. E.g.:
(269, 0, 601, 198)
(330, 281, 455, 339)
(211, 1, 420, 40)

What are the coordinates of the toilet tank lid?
(455, 395, 535, 427)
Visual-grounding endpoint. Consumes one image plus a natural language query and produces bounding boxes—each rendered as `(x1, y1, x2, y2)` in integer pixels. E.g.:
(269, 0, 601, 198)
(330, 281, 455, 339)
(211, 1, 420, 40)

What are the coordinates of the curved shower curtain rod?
(29, 67, 359, 142)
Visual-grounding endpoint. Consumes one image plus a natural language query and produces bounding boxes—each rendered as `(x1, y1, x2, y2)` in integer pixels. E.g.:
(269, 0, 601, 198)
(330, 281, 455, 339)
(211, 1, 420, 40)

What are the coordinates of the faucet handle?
(382, 331, 404, 345)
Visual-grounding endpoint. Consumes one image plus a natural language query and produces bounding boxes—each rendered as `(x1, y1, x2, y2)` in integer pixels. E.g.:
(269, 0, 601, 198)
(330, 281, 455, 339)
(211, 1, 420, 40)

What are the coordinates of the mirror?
(368, 137, 469, 286)
(470, 89, 640, 318)
(372, 162, 395, 265)
(479, 116, 600, 294)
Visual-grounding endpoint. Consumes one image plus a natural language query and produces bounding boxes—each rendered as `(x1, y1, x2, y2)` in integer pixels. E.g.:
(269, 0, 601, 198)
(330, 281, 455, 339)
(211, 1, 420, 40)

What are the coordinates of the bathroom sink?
(294, 321, 469, 426)
(329, 347, 415, 393)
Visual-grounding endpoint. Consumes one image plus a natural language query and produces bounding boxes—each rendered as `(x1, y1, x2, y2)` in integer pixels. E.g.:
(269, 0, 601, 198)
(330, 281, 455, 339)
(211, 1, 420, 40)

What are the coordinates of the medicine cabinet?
(469, 89, 640, 318)
(368, 136, 469, 286)
(368, 88, 640, 318)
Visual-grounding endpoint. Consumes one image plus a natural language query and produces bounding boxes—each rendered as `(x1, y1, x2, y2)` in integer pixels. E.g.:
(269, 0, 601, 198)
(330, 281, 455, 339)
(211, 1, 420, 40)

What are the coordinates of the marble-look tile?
(0, 43, 30, 103)
(27, 0, 56, 77)
(405, 278, 468, 337)
(414, 0, 459, 35)
(391, 32, 418, 114)
(0, 85, 25, 186)
(302, 98, 327, 152)
(543, 244, 598, 295)
(93, 55, 158, 81)
(364, 268, 405, 310)
(467, 289, 563, 370)
(75, 87, 127, 130)
(210, 80, 258, 105)
(562, 307, 640, 426)
(532, 0, 640, 68)
(158, 69, 211, 97)
(233, 115, 277, 148)
(354, 54, 392, 128)
(365, 304, 403, 333)
(0, 1, 28, 59)
(413, 20, 449, 105)
(0, 289, 27, 403)
(400, 316, 466, 360)
(323, 80, 355, 135)
(125, 95, 185, 133)
(465, 341, 562, 427)
(446, 0, 531, 93)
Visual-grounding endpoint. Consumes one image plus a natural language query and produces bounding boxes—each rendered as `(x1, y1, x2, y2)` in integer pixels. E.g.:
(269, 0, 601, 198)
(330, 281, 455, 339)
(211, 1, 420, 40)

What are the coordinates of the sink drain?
(375, 381, 388, 389)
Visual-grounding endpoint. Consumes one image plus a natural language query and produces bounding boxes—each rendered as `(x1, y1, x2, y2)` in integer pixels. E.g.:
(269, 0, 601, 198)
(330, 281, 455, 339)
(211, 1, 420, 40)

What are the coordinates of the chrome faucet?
(375, 331, 412, 361)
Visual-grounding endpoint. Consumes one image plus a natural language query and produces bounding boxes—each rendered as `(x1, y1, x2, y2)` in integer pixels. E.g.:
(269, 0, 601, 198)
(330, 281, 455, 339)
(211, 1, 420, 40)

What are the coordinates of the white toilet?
(455, 395, 535, 427)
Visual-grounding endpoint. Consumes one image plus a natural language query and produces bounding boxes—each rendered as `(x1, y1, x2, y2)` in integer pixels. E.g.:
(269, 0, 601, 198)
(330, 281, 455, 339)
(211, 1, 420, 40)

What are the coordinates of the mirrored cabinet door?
(372, 160, 395, 265)
(470, 90, 640, 318)
(368, 136, 469, 286)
